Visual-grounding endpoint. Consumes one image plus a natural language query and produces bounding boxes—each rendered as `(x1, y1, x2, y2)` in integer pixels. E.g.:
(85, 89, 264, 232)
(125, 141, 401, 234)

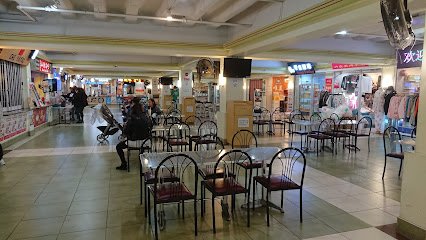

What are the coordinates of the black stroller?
(93, 104, 123, 143)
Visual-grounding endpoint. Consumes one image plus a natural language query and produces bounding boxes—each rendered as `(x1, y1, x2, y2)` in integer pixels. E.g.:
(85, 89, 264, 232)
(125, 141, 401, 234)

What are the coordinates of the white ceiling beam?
(125, 0, 146, 22)
(192, 0, 222, 21)
(57, 0, 75, 17)
(155, 0, 172, 17)
(209, 0, 257, 25)
(89, 0, 107, 20)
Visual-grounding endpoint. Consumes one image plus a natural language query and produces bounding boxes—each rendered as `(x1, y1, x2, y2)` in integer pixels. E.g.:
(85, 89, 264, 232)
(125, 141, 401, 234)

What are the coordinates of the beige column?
(217, 58, 246, 142)
(398, 14, 426, 239)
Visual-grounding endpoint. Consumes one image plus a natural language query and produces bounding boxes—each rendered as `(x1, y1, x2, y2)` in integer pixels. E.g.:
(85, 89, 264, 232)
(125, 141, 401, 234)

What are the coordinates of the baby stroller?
(92, 104, 123, 143)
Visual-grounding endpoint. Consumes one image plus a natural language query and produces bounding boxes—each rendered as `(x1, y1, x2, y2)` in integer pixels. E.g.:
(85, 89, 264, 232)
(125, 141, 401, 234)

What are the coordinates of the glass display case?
(296, 73, 325, 116)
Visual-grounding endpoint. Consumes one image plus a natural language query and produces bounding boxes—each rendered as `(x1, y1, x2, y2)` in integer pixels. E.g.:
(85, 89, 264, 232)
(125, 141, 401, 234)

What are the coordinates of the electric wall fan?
(380, 0, 415, 50)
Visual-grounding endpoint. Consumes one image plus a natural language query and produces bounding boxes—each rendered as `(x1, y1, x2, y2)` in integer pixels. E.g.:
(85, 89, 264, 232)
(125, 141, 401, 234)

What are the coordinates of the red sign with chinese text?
(332, 63, 369, 70)
(325, 78, 333, 92)
(39, 59, 51, 73)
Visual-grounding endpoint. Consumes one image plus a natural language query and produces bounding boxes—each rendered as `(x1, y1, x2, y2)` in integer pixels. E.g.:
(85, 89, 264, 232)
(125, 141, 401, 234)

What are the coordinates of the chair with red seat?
(201, 150, 253, 233)
(308, 118, 335, 156)
(253, 147, 306, 226)
(167, 122, 191, 152)
(147, 153, 199, 240)
(382, 126, 404, 179)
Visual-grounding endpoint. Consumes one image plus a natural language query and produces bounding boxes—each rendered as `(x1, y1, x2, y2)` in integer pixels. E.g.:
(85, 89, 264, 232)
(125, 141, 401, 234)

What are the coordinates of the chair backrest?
(411, 127, 416, 139)
(198, 120, 218, 137)
(330, 113, 340, 121)
(184, 115, 202, 128)
(212, 150, 252, 191)
(195, 134, 224, 151)
(272, 109, 285, 121)
(268, 147, 307, 187)
(231, 130, 258, 148)
(317, 118, 335, 133)
(383, 126, 403, 155)
(260, 108, 271, 120)
(167, 122, 191, 140)
(336, 118, 353, 132)
(291, 113, 305, 131)
(163, 116, 181, 125)
(355, 116, 372, 135)
(310, 113, 322, 122)
(153, 154, 198, 200)
(141, 136, 172, 153)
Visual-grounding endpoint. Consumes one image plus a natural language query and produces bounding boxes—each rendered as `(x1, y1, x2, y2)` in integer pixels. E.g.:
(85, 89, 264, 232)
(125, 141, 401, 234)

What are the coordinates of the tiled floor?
(0, 112, 407, 239)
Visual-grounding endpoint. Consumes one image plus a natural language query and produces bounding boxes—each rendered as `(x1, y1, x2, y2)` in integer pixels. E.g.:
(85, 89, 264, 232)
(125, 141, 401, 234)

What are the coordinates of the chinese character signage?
(397, 44, 423, 69)
(331, 63, 369, 70)
(325, 78, 332, 92)
(272, 76, 287, 101)
(39, 59, 51, 73)
(0, 48, 31, 65)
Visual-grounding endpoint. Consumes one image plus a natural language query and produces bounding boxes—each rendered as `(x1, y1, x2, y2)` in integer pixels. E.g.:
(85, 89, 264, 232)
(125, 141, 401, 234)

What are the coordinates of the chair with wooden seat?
(147, 154, 199, 240)
(271, 108, 286, 136)
(346, 116, 372, 152)
(166, 122, 191, 152)
(193, 120, 218, 148)
(290, 113, 308, 149)
(382, 126, 404, 179)
(201, 150, 253, 233)
(231, 130, 260, 192)
(253, 147, 306, 226)
(284, 109, 301, 135)
(139, 137, 175, 216)
(307, 118, 335, 156)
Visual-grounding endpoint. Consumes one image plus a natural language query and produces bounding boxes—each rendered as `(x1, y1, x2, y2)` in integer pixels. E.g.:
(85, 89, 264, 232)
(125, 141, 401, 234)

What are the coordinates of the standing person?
(66, 87, 76, 121)
(171, 86, 179, 108)
(74, 88, 88, 123)
(0, 143, 5, 166)
(148, 98, 162, 124)
(115, 97, 151, 170)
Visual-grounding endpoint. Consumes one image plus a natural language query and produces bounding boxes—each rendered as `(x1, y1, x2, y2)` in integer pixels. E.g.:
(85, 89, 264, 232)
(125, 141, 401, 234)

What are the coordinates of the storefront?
(271, 75, 294, 112)
(30, 58, 53, 105)
(0, 48, 32, 143)
(391, 44, 423, 135)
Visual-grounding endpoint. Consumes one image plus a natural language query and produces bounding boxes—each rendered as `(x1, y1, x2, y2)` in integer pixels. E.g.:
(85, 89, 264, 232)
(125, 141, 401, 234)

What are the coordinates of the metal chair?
(167, 122, 191, 152)
(147, 154, 199, 240)
(253, 147, 306, 225)
(253, 107, 270, 135)
(271, 108, 286, 136)
(284, 109, 301, 135)
(382, 126, 404, 179)
(346, 116, 373, 152)
(290, 113, 308, 149)
(201, 150, 252, 233)
(307, 118, 335, 156)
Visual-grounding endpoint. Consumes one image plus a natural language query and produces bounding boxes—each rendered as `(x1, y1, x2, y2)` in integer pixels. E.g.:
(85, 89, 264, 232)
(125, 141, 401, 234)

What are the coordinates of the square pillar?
(398, 14, 426, 240)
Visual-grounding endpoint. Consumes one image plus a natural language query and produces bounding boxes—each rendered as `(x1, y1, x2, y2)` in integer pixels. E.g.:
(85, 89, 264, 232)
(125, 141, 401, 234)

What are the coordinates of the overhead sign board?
(397, 44, 423, 69)
(0, 48, 31, 65)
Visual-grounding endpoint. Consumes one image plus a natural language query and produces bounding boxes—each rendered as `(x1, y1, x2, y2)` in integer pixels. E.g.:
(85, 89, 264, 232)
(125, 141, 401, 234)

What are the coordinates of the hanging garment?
(372, 88, 385, 133)
(319, 91, 330, 108)
(359, 75, 373, 94)
(384, 91, 396, 115)
(387, 96, 403, 119)
(398, 96, 407, 119)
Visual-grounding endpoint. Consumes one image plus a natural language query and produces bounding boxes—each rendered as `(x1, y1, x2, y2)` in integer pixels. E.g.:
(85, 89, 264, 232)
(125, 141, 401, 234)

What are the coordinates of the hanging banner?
(325, 78, 333, 92)
(397, 44, 423, 69)
(332, 63, 369, 70)
(32, 107, 47, 127)
(0, 48, 31, 65)
(272, 76, 287, 101)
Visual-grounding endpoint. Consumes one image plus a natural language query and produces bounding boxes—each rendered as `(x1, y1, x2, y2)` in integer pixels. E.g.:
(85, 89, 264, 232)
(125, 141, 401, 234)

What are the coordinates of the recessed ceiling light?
(336, 30, 348, 35)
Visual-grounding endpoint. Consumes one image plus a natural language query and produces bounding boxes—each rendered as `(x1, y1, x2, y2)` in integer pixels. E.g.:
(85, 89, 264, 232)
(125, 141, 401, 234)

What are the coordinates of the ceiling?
(0, 0, 425, 78)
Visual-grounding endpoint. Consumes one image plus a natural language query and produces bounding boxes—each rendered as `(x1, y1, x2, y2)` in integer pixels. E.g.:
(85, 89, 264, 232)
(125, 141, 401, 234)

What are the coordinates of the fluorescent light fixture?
(30, 49, 39, 59)
(335, 30, 347, 35)
(166, 15, 173, 21)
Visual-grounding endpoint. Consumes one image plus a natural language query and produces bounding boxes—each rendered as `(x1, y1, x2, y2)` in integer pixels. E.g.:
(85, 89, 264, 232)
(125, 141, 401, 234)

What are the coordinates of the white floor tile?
(341, 227, 397, 240)
(351, 209, 397, 226)
(304, 233, 349, 240)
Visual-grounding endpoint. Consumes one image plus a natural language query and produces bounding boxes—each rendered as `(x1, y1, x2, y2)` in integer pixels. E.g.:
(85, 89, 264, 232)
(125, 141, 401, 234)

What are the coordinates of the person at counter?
(115, 97, 151, 170)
